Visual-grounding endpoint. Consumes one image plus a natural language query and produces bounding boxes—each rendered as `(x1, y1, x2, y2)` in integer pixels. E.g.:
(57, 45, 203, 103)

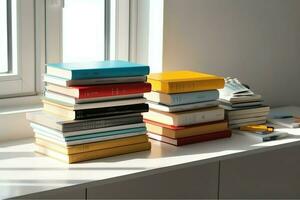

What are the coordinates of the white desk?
(1, 127, 300, 199)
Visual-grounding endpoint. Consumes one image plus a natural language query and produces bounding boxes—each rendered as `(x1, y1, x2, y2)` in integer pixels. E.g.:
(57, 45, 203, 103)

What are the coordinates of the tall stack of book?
(218, 77, 270, 129)
(26, 60, 152, 163)
(143, 71, 232, 146)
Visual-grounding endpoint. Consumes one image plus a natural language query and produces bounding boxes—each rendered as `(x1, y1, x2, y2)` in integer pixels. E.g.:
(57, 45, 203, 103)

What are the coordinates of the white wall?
(163, 0, 300, 106)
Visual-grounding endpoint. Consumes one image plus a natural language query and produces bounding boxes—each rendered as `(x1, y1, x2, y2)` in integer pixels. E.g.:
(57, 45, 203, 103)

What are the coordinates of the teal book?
(47, 60, 150, 80)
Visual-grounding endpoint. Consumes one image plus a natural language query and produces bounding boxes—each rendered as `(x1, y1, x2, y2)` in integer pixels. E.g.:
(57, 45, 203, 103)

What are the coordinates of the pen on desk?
(240, 125, 274, 133)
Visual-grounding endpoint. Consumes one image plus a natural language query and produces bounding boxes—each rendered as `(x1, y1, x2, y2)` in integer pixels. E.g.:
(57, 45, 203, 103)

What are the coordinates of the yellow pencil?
(240, 125, 274, 133)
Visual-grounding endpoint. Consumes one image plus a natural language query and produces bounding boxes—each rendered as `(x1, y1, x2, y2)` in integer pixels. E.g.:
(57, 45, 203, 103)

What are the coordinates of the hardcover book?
(148, 130, 231, 146)
(35, 142, 151, 163)
(35, 134, 149, 154)
(144, 90, 219, 106)
(47, 60, 150, 80)
(144, 119, 228, 138)
(45, 90, 143, 104)
(147, 71, 225, 94)
(42, 98, 147, 110)
(44, 74, 147, 87)
(147, 100, 219, 113)
(142, 107, 224, 126)
(34, 128, 147, 146)
(43, 103, 149, 120)
(45, 82, 151, 99)
(31, 122, 146, 137)
(26, 111, 143, 132)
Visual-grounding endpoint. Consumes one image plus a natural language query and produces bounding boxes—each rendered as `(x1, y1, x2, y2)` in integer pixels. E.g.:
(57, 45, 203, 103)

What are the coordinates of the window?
(63, 0, 105, 62)
(0, 0, 36, 98)
(0, 0, 9, 73)
(46, 0, 130, 64)
(0, 0, 132, 100)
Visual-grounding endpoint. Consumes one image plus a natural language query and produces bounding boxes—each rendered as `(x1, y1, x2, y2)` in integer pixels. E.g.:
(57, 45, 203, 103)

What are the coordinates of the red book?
(148, 130, 231, 146)
(46, 82, 152, 99)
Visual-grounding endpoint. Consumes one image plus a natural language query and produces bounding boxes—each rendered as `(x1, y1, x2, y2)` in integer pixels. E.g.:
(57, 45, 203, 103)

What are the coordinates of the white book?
(234, 130, 289, 142)
(44, 74, 147, 87)
(268, 106, 300, 128)
(228, 111, 269, 120)
(144, 90, 219, 106)
(44, 97, 146, 110)
(226, 106, 270, 118)
(45, 90, 143, 104)
(30, 122, 145, 138)
(34, 130, 147, 146)
(147, 100, 219, 112)
(267, 118, 300, 128)
(229, 120, 266, 129)
(229, 116, 267, 125)
(143, 107, 224, 126)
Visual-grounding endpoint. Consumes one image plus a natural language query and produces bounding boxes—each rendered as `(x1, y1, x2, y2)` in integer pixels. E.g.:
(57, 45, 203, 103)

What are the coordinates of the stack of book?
(26, 60, 152, 163)
(143, 71, 232, 146)
(218, 78, 270, 129)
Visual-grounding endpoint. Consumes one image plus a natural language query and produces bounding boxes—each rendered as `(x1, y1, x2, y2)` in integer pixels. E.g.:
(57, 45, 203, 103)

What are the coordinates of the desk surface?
(1, 127, 300, 199)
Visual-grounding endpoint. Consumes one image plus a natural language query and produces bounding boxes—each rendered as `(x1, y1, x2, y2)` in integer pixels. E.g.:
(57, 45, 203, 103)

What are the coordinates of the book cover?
(35, 134, 149, 154)
(46, 82, 151, 99)
(26, 111, 143, 132)
(44, 103, 149, 120)
(45, 90, 143, 105)
(142, 107, 224, 126)
(144, 90, 219, 106)
(145, 119, 228, 138)
(35, 142, 151, 163)
(42, 98, 147, 110)
(147, 71, 225, 94)
(44, 74, 147, 87)
(147, 100, 219, 113)
(47, 60, 150, 80)
(148, 130, 231, 146)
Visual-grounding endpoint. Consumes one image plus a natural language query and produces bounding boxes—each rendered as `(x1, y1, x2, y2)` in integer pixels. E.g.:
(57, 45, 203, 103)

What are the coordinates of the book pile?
(26, 60, 152, 163)
(218, 78, 270, 129)
(143, 71, 232, 146)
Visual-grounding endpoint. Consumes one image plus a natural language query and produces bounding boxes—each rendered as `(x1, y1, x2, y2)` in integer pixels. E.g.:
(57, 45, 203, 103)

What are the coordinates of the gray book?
(26, 111, 143, 132)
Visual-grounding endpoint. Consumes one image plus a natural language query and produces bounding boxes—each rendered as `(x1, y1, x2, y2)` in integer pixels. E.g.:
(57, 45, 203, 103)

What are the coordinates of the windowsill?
(1, 129, 300, 199)
(0, 95, 42, 142)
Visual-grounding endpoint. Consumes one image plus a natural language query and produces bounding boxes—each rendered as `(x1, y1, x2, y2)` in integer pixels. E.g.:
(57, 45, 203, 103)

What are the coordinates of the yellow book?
(43, 101, 75, 120)
(147, 71, 224, 94)
(35, 134, 149, 155)
(35, 142, 151, 163)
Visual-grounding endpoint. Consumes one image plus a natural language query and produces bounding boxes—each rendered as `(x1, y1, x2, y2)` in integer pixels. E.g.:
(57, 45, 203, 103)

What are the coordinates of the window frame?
(0, 0, 37, 98)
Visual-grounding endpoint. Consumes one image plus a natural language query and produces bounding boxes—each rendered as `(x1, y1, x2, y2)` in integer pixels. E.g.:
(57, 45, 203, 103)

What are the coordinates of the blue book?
(144, 90, 219, 106)
(47, 60, 150, 80)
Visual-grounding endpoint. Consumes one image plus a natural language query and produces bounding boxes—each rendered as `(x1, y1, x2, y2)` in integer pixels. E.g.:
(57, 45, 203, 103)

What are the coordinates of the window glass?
(63, 0, 105, 62)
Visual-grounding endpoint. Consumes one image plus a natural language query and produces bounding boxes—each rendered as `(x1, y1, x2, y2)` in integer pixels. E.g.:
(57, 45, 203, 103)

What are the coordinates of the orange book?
(144, 119, 228, 139)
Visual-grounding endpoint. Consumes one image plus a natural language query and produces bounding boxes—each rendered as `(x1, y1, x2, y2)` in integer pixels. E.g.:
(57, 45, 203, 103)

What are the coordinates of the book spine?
(74, 104, 149, 120)
(177, 130, 231, 146)
(79, 83, 151, 98)
(176, 108, 225, 126)
(63, 116, 144, 132)
(170, 91, 219, 105)
(167, 79, 224, 93)
(72, 67, 150, 80)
